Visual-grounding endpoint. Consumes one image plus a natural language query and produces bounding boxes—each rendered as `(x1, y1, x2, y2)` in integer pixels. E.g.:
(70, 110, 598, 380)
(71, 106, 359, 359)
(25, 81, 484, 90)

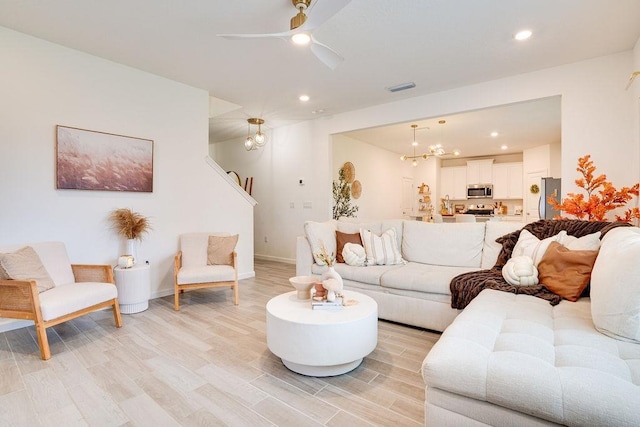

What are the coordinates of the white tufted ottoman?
(422, 289, 640, 426)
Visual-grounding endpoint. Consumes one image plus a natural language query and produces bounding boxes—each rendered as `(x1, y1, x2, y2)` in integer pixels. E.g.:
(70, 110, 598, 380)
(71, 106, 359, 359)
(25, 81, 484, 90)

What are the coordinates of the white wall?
(0, 27, 255, 329)
(332, 134, 416, 219)
(214, 50, 639, 262)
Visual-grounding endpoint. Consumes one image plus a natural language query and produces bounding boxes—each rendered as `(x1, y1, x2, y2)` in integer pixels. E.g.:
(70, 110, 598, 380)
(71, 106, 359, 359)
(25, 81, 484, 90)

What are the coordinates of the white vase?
(321, 266, 343, 302)
(125, 239, 137, 264)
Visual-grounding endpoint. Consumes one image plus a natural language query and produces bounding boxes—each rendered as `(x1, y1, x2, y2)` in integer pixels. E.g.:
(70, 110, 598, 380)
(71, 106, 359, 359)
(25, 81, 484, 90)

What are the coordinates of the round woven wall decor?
(351, 180, 362, 199)
(342, 162, 356, 183)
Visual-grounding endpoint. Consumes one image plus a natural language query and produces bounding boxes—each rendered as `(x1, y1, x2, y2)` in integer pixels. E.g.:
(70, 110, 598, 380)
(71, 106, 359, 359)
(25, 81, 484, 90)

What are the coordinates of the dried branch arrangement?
(109, 208, 151, 240)
(549, 154, 640, 224)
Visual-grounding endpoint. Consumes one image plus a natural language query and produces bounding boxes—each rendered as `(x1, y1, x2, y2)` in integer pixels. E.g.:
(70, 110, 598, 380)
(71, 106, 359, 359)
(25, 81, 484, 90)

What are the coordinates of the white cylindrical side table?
(114, 264, 151, 314)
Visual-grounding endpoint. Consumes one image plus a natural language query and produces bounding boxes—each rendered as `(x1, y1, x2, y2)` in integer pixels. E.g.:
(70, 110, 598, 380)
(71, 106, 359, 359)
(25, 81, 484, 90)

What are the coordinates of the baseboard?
(0, 319, 32, 333)
(255, 254, 295, 264)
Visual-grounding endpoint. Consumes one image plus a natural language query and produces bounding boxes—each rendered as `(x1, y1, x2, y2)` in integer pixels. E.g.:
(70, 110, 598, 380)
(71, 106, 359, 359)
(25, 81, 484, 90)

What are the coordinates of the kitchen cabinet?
(441, 166, 467, 200)
(466, 159, 493, 184)
(492, 162, 523, 199)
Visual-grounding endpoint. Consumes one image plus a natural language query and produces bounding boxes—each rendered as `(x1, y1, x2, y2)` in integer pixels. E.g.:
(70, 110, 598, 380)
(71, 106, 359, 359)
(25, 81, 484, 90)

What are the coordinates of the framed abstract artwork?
(56, 125, 154, 192)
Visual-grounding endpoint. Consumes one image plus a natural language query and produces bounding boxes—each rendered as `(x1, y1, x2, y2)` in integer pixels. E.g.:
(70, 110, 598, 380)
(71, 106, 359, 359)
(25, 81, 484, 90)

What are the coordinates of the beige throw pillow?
(0, 246, 55, 293)
(207, 235, 238, 266)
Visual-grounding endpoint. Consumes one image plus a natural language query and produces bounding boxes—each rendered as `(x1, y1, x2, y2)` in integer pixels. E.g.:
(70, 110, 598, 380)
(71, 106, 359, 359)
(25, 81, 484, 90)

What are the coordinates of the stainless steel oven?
(466, 184, 493, 199)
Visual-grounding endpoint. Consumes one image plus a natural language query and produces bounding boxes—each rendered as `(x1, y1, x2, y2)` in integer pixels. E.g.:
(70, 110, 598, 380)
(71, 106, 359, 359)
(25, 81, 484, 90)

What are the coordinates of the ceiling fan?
(218, 0, 352, 70)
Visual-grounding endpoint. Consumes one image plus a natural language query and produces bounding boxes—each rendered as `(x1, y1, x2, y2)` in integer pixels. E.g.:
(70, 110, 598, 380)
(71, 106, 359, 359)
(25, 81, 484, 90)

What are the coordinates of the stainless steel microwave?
(467, 184, 493, 199)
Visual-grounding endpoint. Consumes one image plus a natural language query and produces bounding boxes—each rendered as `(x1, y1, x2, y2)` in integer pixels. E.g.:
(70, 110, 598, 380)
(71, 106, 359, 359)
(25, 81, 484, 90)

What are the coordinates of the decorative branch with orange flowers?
(548, 155, 640, 224)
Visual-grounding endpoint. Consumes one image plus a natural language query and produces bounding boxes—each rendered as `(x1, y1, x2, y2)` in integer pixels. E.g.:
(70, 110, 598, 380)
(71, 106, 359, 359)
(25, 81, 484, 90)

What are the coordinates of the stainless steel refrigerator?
(539, 177, 562, 219)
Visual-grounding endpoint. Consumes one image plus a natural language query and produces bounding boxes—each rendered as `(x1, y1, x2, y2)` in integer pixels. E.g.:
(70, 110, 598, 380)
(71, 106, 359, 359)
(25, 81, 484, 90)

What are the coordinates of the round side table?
(266, 290, 378, 377)
(114, 264, 151, 314)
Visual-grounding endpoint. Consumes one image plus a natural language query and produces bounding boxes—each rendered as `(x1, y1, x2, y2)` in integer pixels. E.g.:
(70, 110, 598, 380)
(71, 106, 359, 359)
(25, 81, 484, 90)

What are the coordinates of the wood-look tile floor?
(0, 259, 441, 426)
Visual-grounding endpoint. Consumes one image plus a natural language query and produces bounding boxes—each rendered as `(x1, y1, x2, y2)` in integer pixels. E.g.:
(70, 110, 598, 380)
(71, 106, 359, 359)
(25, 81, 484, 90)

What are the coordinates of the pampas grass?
(109, 208, 151, 240)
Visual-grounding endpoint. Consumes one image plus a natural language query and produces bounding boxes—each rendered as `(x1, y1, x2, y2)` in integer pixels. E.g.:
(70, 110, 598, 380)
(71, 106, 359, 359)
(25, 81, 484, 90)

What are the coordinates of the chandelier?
(244, 118, 267, 151)
(400, 123, 460, 166)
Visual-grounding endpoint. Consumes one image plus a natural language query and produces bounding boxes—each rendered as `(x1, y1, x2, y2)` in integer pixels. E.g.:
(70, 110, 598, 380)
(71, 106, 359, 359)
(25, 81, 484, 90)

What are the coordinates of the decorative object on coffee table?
(289, 276, 317, 299)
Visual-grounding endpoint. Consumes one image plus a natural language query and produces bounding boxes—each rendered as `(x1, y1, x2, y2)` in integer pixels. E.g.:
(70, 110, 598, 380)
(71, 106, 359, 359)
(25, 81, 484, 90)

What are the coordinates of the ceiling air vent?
(386, 82, 416, 93)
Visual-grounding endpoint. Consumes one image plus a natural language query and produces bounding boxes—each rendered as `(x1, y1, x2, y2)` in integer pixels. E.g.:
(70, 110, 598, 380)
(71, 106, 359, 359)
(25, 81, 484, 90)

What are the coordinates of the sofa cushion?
(591, 227, 640, 343)
(480, 221, 522, 269)
(360, 228, 404, 265)
(330, 263, 401, 286)
(423, 289, 640, 426)
(381, 262, 480, 295)
(38, 282, 118, 321)
(0, 246, 55, 293)
(537, 241, 598, 302)
(304, 220, 337, 266)
(403, 222, 485, 268)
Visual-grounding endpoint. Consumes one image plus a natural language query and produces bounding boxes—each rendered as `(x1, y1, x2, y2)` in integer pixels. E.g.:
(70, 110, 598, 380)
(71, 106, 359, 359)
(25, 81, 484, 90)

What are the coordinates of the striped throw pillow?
(360, 228, 404, 266)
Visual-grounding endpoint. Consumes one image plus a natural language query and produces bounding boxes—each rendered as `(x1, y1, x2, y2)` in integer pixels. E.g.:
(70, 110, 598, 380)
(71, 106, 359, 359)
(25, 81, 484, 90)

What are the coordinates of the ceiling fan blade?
(218, 30, 292, 40)
(310, 36, 343, 70)
(302, 0, 352, 31)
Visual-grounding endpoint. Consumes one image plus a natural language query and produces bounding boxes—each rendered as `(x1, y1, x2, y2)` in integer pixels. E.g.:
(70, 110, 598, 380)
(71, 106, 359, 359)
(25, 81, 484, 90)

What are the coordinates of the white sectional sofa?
(422, 226, 640, 426)
(296, 218, 521, 332)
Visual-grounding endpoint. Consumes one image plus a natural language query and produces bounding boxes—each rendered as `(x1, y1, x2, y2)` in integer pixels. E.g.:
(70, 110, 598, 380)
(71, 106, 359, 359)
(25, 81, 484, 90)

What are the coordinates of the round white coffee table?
(266, 290, 377, 377)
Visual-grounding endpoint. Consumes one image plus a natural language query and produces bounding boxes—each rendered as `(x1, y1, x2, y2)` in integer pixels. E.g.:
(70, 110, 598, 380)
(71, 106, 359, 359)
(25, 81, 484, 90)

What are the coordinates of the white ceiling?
(1, 0, 638, 147)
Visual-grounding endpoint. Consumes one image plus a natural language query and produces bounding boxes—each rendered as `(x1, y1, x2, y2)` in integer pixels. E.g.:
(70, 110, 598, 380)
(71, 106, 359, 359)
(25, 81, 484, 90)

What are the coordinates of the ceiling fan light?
(291, 32, 311, 45)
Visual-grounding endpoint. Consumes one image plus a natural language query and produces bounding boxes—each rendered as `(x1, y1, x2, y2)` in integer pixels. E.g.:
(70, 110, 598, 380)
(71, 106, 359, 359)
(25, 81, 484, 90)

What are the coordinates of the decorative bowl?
(289, 276, 318, 300)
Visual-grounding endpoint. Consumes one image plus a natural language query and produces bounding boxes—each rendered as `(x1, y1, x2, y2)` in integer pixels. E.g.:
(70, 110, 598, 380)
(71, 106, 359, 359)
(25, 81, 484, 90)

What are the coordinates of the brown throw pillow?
(537, 241, 599, 302)
(336, 231, 363, 263)
(207, 235, 238, 266)
(0, 246, 55, 293)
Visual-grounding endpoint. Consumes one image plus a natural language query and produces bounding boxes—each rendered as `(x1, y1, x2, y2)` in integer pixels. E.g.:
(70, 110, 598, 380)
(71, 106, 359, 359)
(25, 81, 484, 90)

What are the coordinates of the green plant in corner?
(332, 167, 359, 220)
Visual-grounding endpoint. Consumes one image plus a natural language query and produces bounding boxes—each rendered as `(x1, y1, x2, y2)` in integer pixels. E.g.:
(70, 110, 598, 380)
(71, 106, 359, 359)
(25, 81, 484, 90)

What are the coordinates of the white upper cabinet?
(466, 159, 494, 184)
(492, 162, 523, 199)
(441, 166, 467, 200)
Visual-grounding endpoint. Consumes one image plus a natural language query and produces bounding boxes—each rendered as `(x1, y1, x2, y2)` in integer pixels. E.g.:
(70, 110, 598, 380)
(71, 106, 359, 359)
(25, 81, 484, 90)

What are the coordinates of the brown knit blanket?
(450, 219, 630, 309)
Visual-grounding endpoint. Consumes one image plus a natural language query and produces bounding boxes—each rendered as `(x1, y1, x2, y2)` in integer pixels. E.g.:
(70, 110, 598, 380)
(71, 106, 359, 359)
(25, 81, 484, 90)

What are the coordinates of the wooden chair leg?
(233, 283, 239, 305)
(112, 299, 123, 327)
(35, 321, 51, 360)
(174, 286, 180, 311)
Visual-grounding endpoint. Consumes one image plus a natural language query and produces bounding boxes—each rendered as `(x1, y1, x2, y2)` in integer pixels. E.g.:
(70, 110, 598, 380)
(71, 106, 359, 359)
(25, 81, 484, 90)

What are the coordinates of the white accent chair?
(174, 233, 238, 311)
(0, 242, 122, 360)
(455, 214, 476, 222)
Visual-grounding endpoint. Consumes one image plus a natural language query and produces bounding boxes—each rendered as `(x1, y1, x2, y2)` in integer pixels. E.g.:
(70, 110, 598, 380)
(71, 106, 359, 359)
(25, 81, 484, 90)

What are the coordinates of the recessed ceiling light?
(291, 32, 311, 45)
(311, 109, 325, 114)
(501, 145, 508, 150)
(514, 30, 532, 41)
(299, 94, 310, 102)
(490, 131, 499, 137)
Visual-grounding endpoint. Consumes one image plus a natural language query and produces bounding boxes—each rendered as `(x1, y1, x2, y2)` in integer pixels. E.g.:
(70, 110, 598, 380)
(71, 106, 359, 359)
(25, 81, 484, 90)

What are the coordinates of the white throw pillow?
(501, 255, 539, 286)
(360, 228, 404, 266)
(590, 227, 640, 343)
(512, 229, 567, 266)
(304, 220, 337, 266)
(561, 231, 602, 251)
(342, 243, 366, 266)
